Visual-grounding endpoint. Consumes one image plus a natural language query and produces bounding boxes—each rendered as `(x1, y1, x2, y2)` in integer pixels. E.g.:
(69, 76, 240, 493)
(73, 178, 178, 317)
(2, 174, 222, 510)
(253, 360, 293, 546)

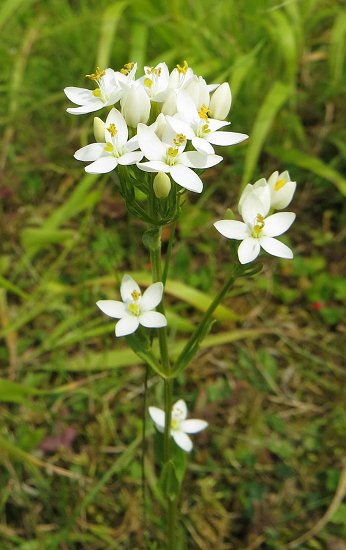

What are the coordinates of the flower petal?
(172, 431, 193, 452)
(115, 315, 139, 337)
(137, 161, 170, 173)
(85, 157, 118, 173)
(259, 236, 293, 259)
(264, 212, 296, 237)
(140, 282, 163, 311)
(148, 406, 165, 430)
(180, 419, 208, 433)
(118, 151, 144, 165)
(214, 220, 248, 240)
(165, 115, 195, 139)
(137, 123, 166, 160)
(181, 151, 222, 169)
(191, 136, 215, 154)
(66, 102, 103, 115)
(74, 143, 104, 162)
(207, 131, 248, 146)
(238, 237, 261, 264)
(96, 300, 125, 318)
(172, 399, 187, 420)
(64, 86, 94, 105)
(120, 274, 141, 302)
(139, 311, 167, 328)
(241, 192, 269, 224)
(105, 108, 128, 144)
(170, 164, 203, 193)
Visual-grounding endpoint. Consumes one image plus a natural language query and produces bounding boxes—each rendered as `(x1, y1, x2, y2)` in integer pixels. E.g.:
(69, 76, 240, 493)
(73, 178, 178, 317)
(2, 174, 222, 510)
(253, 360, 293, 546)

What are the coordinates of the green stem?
(162, 219, 177, 286)
(174, 270, 236, 373)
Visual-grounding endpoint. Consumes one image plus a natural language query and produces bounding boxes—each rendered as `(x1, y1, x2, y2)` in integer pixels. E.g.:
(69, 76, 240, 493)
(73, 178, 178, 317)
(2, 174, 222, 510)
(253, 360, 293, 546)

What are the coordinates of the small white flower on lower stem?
(214, 192, 296, 264)
(149, 399, 208, 452)
(96, 275, 167, 337)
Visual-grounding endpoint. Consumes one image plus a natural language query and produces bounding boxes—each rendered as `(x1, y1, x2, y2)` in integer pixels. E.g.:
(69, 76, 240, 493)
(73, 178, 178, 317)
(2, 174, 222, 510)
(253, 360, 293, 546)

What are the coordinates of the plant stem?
(174, 270, 236, 373)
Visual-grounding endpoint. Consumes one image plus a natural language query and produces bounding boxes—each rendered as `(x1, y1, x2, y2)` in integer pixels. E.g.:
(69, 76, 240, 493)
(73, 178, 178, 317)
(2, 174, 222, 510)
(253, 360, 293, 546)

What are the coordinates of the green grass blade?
(329, 9, 346, 84)
(241, 81, 291, 188)
(96, 1, 129, 68)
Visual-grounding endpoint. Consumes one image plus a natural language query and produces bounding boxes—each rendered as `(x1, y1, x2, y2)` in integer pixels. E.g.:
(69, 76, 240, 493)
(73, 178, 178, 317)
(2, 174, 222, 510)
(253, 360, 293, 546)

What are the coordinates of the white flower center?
(105, 123, 124, 158)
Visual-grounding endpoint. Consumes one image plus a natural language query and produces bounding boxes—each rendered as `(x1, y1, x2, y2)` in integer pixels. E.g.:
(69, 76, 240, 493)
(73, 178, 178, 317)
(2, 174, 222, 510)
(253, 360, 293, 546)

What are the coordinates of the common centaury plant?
(64, 60, 296, 549)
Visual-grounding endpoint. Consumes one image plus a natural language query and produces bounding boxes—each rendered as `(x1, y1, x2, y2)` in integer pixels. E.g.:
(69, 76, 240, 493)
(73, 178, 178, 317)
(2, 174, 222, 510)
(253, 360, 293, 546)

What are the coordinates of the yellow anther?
(274, 178, 286, 191)
(198, 104, 210, 121)
(176, 60, 188, 74)
(131, 290, 141, 301)
(107, 123, 117, 137)
(92, 88, 102, 97)
(120, 62, 135, 75)
(171, 418, 180, 430)
(167, 147, 179, 158)
(253, 213, 265, 236)
(147, 67, 162, 77)
(173, 134, 186, 146)
(86, 67, 106, 81)
(144, 77, 153, 88)
(202, 123, 211, 134)
(104, 143, 113, 152)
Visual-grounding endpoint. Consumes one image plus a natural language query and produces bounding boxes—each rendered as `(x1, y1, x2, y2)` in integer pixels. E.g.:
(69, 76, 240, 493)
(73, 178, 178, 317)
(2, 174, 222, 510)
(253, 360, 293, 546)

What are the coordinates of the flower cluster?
(214, 171, 296, 264)
(65, 61, 248, 193)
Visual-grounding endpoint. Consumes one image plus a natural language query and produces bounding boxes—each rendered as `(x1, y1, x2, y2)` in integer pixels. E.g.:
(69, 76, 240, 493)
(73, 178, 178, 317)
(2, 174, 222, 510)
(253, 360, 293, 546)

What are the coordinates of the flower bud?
(93, 117, 105, 142)
(184, 76, 210, 108)
(209, 83, 232, 120)
(267, 170, 296, 209)
(121, 85, 151, 128)
(153, 172, 171, 198)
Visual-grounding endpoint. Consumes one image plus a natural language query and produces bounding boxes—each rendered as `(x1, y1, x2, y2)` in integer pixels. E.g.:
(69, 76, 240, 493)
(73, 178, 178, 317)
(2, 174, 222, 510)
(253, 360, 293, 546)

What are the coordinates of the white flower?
(214, 191, 296, 264)
(149, 399, 208, 452)
(167, 92, 248, 154)
(267, 170, 296, 209)
(238, 178, 270, 217)
(64, 67, 122, 115)
(139, 62, 170, 101)
(183, 75, 211, 109)
(136, 120, 222, 193)
(209, 82, 232, 120)
(74, 108, 143, 173)
(96, 275, 167, 337)
(168, 60, 195, 91)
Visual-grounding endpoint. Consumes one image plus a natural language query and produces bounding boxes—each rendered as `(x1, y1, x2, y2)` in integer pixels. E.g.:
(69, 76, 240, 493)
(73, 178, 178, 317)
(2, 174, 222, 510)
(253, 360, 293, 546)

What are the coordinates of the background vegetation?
(0, 0, 345, 548)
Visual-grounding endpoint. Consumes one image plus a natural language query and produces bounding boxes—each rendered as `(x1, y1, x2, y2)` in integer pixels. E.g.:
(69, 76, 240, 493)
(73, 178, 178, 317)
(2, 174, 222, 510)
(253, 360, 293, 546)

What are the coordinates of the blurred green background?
(0, 0, 345, 548)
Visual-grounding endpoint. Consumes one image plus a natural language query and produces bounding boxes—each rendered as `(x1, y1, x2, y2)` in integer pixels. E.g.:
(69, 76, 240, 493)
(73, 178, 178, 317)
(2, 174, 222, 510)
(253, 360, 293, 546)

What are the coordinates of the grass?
(1, 0, 345, 548)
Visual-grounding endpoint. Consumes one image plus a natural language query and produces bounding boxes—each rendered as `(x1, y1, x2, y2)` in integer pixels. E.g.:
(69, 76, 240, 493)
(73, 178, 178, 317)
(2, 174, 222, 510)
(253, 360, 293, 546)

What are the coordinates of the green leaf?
(329, 10, 346, 84)
(241, 81, 291, 188)
(96, 2, 129, 68)
(0, 379, 39, 403)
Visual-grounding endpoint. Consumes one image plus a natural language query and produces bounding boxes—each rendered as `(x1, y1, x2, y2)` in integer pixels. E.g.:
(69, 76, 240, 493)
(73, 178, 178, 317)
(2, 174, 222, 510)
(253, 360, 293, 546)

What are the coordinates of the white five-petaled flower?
(96, 275, 167, 337)
(167, 91, 248, 154)
(139, 62, 170, 101)
(214, 191, 296, 264)
(136, 120, 222, 193)
(74, 108, 143, 173)
(149, 399, 208, 452)
(64, 65, 136, 115)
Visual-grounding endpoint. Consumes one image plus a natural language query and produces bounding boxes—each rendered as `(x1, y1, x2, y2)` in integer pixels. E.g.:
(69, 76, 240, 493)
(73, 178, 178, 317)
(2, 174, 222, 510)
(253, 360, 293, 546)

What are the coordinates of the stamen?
(131, 290, 141, 301)
(274, 178, 286, 191)
(202, 123, 211, 134)
(173, 134, 186, 146)
(147, 67, 162, 77)
(107, 123, 117, 137)
(104, 143, 113, 152)
(86, 67, 106, 81)
(144, 77, 153, 88)
(253, 213, 265, 236)
(128, 302, 140, 316)
(120, 62, 135, 75)
(92, 88, 102, 97)
(198, 104, 210, 121)
(176, 60, 188, 74)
